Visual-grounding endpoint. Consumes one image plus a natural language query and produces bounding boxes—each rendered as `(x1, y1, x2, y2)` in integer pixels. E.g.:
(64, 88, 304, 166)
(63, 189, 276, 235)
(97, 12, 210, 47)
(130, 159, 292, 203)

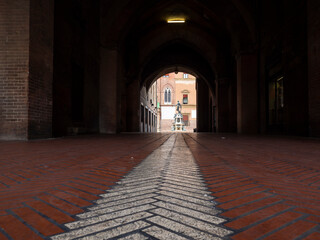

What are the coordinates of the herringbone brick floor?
(0, 133, 319, 239)
(184, 133, 320, 240)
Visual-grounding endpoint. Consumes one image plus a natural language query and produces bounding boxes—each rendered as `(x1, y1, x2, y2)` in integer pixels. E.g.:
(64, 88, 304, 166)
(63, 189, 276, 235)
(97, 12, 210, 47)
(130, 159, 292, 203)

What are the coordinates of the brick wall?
(28, 0, 54, 139)
(0, 0, 30, 140)
(308, 0, 320, 137)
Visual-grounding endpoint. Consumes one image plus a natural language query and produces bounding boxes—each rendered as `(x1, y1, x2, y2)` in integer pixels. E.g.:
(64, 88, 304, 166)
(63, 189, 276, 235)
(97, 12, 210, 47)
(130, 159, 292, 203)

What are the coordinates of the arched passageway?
(0, 1, 320, 239)
(0, 0, 318, 140)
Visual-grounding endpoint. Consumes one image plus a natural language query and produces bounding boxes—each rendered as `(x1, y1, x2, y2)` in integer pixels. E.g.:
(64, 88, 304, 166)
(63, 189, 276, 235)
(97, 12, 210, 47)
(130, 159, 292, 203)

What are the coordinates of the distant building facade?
(140, 83, 157, 132)
(156, 72, 197, 132)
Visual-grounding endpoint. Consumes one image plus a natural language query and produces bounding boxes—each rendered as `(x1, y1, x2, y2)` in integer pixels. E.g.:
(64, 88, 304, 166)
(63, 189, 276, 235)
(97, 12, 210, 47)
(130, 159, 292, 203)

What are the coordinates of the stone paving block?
(154, 195, 217, 213)
(89, 193, 158, 211)
(147, 216, 222, 240)
(96, 188, 156, 204)
(78, 198, 157, 219)
(157, 190, 213, 205)
(52, 211, 153, 239)
(150, 208, 230, 236)
(79, 221, 150, 240)
(143, 226, 189, 240)
(152, 201, 223, 223)
(118, 233, 149, 240)
(66, 205, 156, 229)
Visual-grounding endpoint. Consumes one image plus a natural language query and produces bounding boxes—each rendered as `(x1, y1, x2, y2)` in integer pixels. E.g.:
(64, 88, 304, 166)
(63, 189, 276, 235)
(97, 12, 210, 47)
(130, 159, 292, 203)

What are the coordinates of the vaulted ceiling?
(100, 0, 257, 89)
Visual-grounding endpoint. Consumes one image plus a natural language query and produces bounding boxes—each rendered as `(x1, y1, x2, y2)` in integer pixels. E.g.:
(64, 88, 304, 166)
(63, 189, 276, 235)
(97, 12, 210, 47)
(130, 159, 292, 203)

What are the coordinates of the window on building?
(183, 73, 188, 79)
(145, 108, 148, 124)
(183, 94, 188, 104)
(164, 88, 172, 104)
(141, 105, 144, 123)
(183, 115, 189, 126)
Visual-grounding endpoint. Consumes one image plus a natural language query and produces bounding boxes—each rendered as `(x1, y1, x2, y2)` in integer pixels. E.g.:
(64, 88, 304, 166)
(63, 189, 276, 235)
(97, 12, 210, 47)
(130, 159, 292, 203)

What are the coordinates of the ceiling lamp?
(167, 18, 185, 23)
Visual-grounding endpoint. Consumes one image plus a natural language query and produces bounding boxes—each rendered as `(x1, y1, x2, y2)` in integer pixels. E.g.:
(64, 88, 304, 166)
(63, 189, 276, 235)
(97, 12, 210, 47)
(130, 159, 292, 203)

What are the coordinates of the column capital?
(235, 50, 258, 60)
(216, 77, 230, 85)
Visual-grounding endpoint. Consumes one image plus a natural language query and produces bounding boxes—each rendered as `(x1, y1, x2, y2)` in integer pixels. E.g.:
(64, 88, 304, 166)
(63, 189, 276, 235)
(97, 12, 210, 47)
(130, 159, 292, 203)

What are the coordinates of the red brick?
(208, 178, 248, 188)
(39, 194, 83, 215)
(294, 207, 320, 216)
(219, 192, 272, 210)
(48, 190, 92, 208)
(65, 182, 104, 195)
(285, 200, 320, 211)
(306, 215, 320, 223)
(222, 196, 282, 218)
(77, 176, 114, 186)
(305, 232, 320, 240)
(0, 215, 42, 240)
(226, 203, 290, 229)
(232, 211, 301, 240)
(264, 220, 317, 240)
(72, 179, 106, 189)
(214, 183, 260, 197)
(57, 186, 99, 201)
(0, 0, 30, 140)
(210, 180, 253, 192)
(216, 187, 266, 203)
(0, 232, 7, 240)
(14, 207, 64, 236)
(27, 200, 75, 224)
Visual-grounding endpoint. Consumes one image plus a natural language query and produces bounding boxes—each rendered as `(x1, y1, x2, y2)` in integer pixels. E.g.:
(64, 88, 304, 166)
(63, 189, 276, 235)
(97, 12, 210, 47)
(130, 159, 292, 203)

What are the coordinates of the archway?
(140, 71, 198, 133)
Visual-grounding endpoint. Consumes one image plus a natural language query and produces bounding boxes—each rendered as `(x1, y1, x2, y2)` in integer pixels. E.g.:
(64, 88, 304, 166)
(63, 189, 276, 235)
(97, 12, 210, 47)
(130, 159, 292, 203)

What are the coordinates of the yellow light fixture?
(167, 19, 185, 23)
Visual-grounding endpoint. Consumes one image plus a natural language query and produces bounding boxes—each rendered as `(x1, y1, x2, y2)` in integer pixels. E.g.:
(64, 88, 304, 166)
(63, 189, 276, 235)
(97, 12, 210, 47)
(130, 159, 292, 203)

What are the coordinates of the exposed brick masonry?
(0, 0, 30, 140)
(0, 0, 54, 140)
(28, 0, 54, 139)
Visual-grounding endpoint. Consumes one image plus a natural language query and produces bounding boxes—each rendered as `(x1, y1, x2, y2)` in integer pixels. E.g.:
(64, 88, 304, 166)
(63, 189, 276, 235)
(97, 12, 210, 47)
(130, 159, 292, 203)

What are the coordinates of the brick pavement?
(0, 134, 170, 239)
(183, 133, 320, 240)
(50, 134, 232, 239)
(0, 133, 319, 239)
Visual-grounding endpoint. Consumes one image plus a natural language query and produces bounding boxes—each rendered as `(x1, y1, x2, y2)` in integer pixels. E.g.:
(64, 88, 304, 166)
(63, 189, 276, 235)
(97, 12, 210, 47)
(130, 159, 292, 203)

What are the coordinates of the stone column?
(28, 0, 54, 139)
(308, 0, 320, 137)
(99, 48, 118, 133)
(0, 0, 54, 140)
(196, 79, 210, 132)
(125, 79, 140, 132)
(215, 78, 230, 132)
(237, 53, 258, 134)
